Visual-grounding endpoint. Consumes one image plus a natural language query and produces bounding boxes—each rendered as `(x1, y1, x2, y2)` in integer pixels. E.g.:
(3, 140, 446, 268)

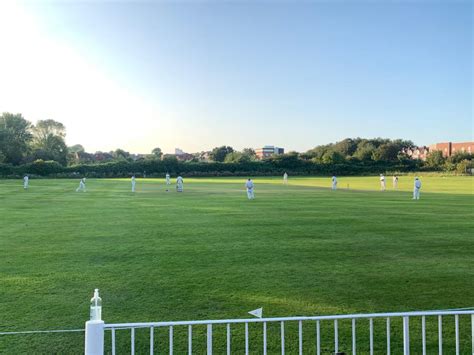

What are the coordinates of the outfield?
(0, 176, 473, 354)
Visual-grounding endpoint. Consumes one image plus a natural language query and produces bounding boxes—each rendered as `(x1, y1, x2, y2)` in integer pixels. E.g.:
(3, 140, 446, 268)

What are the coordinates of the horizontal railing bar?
(104, 310, 474, 329)
(0, 329, 84, 335)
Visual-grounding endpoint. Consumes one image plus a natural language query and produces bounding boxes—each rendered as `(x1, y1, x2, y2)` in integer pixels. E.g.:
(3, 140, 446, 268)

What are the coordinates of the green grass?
(0, 176, 473, 354)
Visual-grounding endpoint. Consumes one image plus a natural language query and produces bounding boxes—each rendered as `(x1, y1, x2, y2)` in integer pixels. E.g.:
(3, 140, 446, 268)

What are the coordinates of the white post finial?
(85, 289, 104, 355)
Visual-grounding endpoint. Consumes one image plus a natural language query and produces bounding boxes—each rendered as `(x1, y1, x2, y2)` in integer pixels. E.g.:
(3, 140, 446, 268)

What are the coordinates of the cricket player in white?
(176, 175, 184, 192)
(413, 177, 422, 200)
(23, 175, 29, 189)
(76, 177, 86, 192)
(131, 175, 136, 192)
(246, 178, 255, 199)
(165, 173, 171, 185)
(283, 172, 288, 184)
(393, 175, 398, 189)
(331, 175, 337, 190)
(380, 174, 386, 191)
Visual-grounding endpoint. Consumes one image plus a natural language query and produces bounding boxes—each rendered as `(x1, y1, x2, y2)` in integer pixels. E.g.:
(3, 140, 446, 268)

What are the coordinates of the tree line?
(0, 112, 472, 177)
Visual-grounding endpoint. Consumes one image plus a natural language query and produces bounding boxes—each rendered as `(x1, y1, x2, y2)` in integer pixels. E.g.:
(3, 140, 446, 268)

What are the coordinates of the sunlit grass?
(0, 176, 472, 353)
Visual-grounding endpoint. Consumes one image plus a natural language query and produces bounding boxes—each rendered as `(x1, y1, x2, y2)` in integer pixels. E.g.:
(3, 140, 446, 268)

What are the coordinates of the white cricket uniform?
(23, 176, 29, 189)
(131, 176, 136, 192)
(283, 173, 288, 184)
(393, 176, 398, 189)
(331, 176, 337, 190)
(246, 180, 255, 199)
(413, 179, 421, 200)
(176, 176, 184, 192)
(380, 175, 386, 191)
(166, 174, 171, 185)
(76, 178, 86, 192)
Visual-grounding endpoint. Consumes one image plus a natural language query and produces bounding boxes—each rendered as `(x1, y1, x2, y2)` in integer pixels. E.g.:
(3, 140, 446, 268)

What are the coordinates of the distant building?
(255, 146, 284, 159)
(175, 148, 185, 156)
(196, 151, 211, 162)
(176, 153, 194, 161)
(403, 146, 430, 161)
(429, 142, 473, 157)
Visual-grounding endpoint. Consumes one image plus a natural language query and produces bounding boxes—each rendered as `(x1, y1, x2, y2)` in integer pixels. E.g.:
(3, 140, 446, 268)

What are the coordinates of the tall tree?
(0, 113, 33, 165)
(32, 119, 68, 165)
(425, 150, 445, 169)
(112, 148, 130, 160)
(210, 146, 234, 162)
(242, 148, 257, 160)
(151, 147, 163, 158)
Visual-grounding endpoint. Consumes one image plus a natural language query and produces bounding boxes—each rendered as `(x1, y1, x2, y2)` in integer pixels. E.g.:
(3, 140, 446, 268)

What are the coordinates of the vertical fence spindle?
(386, 318, 390, 355)
(263, 322, 267, 355)
(316, 320, 320, 355)
(150, 326, 154, 355)
(227, 324, 231, 355)
(352, 318, 356, 355)
(403, 317, 410, 355)
(188, 325, 192, 355)
(111, 328, 116, 355)
(438, 315, 443, 355)
(281, 321, 285, 355)
(369, 318, 373, 355)
(422, 316, 426, 355)
(207, 324, 212, 355)
(455, 315, 459, 355)
(169, 326, 173, 355)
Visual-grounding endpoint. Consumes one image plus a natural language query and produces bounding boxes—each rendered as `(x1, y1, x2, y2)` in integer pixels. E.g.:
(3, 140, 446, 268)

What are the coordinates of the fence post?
(85, 320, 104, 355)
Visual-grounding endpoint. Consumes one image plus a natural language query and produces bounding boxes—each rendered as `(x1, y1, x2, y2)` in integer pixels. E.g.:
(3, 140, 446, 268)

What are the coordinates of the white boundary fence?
(83, 309, 474, 355)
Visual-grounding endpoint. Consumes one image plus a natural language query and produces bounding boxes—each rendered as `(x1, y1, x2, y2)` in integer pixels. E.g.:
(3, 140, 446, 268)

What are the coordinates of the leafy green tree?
(210, 146, 234, 162)
(152, 147, 163, 158)
(0, 113, 33, 165)
(447, 151, 472, 164)
(307, 145, 333, 162)
(268, 152, 302, 168)
(334, 138, 358, 157)
(242, 148, 256, 160)
(67, 144, 85, 165)
(425, 151, 445, 169)
(68, 144, 85, 153)
(224, 151, 250, 163)
(372, 143, 400, 161)
(456, 159, 472, 174)
(112, 149, 130, 160)
(322, 150, 345, 164)
(32, 119, 68, 165)
(353, 141, 376, 161)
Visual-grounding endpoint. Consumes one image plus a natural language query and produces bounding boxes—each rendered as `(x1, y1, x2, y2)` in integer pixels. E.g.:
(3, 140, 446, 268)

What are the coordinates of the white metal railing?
(87, 309, 474, 355)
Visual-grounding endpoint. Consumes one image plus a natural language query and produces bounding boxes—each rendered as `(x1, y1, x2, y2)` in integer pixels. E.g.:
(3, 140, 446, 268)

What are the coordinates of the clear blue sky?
(0, 0, 472, 153)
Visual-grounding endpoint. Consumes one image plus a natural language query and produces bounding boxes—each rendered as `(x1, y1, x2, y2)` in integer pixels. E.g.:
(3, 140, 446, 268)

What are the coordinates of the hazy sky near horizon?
(0, 0, 472, 154)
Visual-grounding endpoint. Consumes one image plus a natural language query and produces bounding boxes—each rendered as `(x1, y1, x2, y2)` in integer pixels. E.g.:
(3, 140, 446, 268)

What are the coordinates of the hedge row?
(0, 159, 423, 178)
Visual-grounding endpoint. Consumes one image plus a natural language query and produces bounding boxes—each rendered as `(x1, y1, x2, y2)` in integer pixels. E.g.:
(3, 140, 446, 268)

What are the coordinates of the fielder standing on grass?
(246, 178, 255, 200)
(165, 172, 171, 185)
(131, 175, 136, 192)
(380, 174, 386, 191)
(76, 177, 86, 192)
(23, 175, 29, 189)
(413, 177, 422, 200)
(176, 175, 184, 192)
(283, 172, 288, 184)
(331, 174, 337, 190)
(393, 175, 399, 189)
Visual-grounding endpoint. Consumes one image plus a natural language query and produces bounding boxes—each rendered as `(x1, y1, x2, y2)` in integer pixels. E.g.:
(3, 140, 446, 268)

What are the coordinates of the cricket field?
(0, 175, 473, 354)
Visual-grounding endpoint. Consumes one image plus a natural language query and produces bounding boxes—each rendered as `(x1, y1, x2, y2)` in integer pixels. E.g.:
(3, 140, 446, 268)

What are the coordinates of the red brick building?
(429, 142, 473, 157)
